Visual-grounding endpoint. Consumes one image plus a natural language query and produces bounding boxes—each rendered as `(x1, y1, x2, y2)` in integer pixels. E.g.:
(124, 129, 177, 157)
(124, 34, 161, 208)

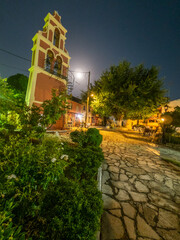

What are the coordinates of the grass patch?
(161, 157, 180, 168)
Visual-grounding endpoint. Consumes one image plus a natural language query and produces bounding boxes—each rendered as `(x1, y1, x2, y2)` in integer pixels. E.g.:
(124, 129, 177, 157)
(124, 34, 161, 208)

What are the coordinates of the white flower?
(61, 154, 68, 160)
(61, 143, 64, 145)
(51, 158, 57, 163)
(55, 131, 60, 138)
(7, 174, 17, 180)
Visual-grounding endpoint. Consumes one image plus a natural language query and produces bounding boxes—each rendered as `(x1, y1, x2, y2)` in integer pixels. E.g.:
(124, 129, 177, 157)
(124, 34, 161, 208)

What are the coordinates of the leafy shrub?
(0, 132, 103, 239)
(38, 178, 103, 240)
(70, 128, 102, 147)
(0, 77, 103, 239)
(70, 129, 87, 146)
(86, 128, 103, 147)
(64, 145, 104, 181)
(0, 79, 68, 137)
(0, 200, 26, 240)
(0, 134, 66, 239)
(164, 133, 180, 144)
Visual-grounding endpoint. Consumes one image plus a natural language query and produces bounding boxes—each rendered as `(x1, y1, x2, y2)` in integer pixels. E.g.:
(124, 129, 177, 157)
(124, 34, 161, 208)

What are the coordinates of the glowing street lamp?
(76, 72, 83, 79)
(85, 71, 90, 127)
(71, 70, 91, 127)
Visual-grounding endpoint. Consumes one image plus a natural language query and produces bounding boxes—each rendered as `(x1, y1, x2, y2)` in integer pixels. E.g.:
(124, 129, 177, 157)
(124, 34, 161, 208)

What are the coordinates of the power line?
(0, 48, 82, 93)
(74, 80, 80, 85)
(0, 49, 80, 82)
(0, 48, 31, 62)
(70, 69, 90, 74)
(0, 63, 29, 73)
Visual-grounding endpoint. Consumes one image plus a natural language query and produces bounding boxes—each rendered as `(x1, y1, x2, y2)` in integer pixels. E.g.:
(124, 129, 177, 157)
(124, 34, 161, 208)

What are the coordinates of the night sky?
(0, 0, 179, 100)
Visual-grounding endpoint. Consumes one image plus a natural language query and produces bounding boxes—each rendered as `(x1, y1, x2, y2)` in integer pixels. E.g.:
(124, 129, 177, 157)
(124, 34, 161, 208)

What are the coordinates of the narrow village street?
(100, 129, 180, 240)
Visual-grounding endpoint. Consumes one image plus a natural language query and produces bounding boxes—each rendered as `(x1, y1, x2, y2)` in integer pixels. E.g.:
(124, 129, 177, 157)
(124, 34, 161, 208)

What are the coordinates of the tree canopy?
(0, 74, 28, 114)
(7, 74, 28, 101)
(90, 61, 167, 120)
(162, 106, 180, 128)
(7, 74, 28, 94)
(0, 78, 21, 114)
(0, 76, 68, 133)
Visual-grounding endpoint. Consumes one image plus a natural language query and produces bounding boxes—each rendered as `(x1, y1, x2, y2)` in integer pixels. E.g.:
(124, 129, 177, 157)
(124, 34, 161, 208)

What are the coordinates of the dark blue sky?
(0, 0, 179, 99)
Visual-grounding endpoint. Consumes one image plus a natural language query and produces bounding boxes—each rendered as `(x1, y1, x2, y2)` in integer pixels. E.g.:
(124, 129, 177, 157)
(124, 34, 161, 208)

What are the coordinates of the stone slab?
(137, 215, 160, 239)
(101, 211, 125, 240)
(121, 202, 136, 219)
(102, 194, 120, 209)
(124, 216, 136, 240)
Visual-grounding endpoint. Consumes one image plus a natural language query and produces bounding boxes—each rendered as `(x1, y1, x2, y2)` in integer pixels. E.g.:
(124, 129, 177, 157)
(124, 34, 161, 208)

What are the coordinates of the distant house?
(162, 99, 180, 113)
(124, 99, 180, 130)
(124, 108, 162, 130)
(67, 96, 99, 127)
(67, 97, 84, 127)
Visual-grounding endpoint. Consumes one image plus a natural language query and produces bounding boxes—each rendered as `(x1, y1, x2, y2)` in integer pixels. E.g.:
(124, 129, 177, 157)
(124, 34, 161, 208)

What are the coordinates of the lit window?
(46, 50, 54, 72)
(54, 56, 62, 76)
(53, 28, 60, 48)
(69, 103, 72, 109)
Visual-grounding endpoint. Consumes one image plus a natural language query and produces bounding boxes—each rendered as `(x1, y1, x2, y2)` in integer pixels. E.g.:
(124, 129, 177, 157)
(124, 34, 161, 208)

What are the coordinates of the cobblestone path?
(100, 130, 180, 240)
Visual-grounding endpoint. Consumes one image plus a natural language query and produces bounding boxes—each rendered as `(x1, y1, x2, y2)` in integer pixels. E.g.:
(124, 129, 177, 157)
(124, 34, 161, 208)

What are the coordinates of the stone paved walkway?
(100, 130, 180, 240)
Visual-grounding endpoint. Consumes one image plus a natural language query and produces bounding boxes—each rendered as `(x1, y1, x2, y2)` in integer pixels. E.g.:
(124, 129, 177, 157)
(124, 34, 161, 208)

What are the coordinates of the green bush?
(0, 200, 26, 240)
(64, 145, 104, 181)
(70, 130, 87, 146)
(0, 132, 103, 239)
(0, 78, 103, 239)
(86, 128, 103, 147)
(70, 128, 102, 147)
(39, 178, 102, 240)
(0, 134, 66, 239)
(164, 133, 180, 144)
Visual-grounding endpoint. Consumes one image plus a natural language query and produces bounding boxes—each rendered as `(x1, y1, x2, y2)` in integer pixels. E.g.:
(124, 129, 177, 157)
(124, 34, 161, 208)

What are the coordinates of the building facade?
(26, 11, 70, 129)
(67, 97, 84, 127)
(67, 97, 100, 128)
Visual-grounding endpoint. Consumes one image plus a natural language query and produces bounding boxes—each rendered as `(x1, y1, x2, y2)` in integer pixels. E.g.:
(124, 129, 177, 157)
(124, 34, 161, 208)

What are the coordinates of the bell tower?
(26, 11, 70, 129)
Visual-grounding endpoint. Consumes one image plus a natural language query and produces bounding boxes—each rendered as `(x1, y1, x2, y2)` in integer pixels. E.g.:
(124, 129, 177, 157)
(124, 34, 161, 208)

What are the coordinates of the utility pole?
(85, 71, 90, 127)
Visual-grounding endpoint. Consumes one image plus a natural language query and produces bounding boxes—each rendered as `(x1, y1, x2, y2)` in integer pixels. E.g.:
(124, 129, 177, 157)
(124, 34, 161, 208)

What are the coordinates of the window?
(54, 56, 62, 76)
(53, 28, 60, 48)
(46, 50, 54, 72)
(69, 103, 72, 109)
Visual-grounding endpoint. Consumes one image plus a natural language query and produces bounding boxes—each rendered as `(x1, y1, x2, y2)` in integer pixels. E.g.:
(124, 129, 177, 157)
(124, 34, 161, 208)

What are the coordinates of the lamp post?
(71, 70, 91, 128)
(164, 104, 169, 112)
(161, 118, 166, 144)
(85, 71, 90, 127)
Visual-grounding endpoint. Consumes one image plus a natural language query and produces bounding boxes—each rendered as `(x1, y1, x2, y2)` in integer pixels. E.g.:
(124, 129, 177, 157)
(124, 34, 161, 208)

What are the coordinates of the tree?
(81, 82, 112, 125)
(90, 61, 167, 123)
(90, 92, 111, 125)
(0, 77, 68, 134)
(162, 106, 180, 129)
(0, 74, 28, 113)
(0, 77, 26, 131)
(160, 106, 180, 144)
(7, 74, 28, 98)
(0, 78, 17, 114)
